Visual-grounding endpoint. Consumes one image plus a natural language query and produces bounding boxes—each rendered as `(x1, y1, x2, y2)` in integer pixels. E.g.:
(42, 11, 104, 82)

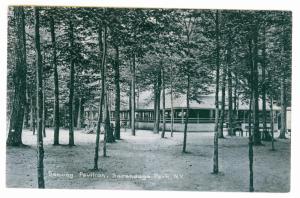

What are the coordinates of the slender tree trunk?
(103, 95, 109, 157)
(261, 28, 271, 141)
(68, 18, 75, 146)
(94, 24, 105, 170)
(153, 67, 161, 134)
(108, 90, 112, 122)
(248, 36, 255, 192)
(42, 81, 46, 138)
(6, 7, 27, 146)
(279, 76, 287, 139)
(234, 75, 239, 120)
(30, 97, 34, 132)
(77, 97, 82, 129)
(182, 75, 190, 153)
(153, 82, 157, 132)
(105, 103, 115, 143)
(213, 10, 220, 173)
(161, 67, 166, 138)
(248, 96, 254, 192)
(129, 84, 132, 128)
(227, 71, 233, 136)
(50, 16, 60, 145)
(219, 67, 226, 138)
(34, 7, 45, 188)
(24, 88, 29, 128)
(105, 94, 115, 143)
(270, 96, 275, 150)
(170, 65, 174, 137)
(113, 45, 121, 140)
(136, 87, 140, 109)
(252, 23, 262, 145)
(30, 95, 36, 134)
(64, 105, 67, 128)
(227, 48, 233, 136)
(131, 52, 136, 136)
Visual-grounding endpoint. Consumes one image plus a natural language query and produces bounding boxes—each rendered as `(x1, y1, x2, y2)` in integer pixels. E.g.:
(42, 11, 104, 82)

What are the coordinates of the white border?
(0, 1, 299, 198)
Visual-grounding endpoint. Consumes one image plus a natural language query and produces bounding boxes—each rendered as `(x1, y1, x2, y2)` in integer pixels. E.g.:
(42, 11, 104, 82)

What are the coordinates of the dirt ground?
(6, 128, 290, 192)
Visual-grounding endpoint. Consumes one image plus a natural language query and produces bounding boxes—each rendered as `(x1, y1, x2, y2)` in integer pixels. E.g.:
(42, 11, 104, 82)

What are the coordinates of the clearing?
(6, 128, 290, 192)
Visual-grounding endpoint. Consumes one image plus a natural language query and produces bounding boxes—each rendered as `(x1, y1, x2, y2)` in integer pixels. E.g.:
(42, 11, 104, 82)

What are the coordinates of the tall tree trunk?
(131, 52, 136, 136)
(77, 97, 82, 129)
(213, 10, 220, 173)
(161, 67, 166, 138)
(128, 83, 132, 128)
(129, 84, 132, 128)
(182, 74, 190, 153)
(105, 91, 115, 143)
(34, 7, 45, 189)
(103, 95, 109, 157)
(252, 23, 262, 145)
(94, 24, 105, 170)
(153, 67, 161, 134)
(64, 105, 67, 128)
(279, 75, 287, 139)
(68, 18, 75, 146)
(261, 27, 271, 141)
(136, 87, 140, 109)
(24, 88, 29, 128)
(170, 65, 174, 137)
(30, 96, 35, 134)
(270, 95, 275, 150)
(234, 75, 239, 120)
(248, 95, 254, 192)
(219, 66, 226, 138)
(153, 82, 157, 132)
(227, 46, 233, 136)
(6, 7, 27, 146)
(248, 37, 255, 192)
(227, 69, 233, 136)
(50, 16, 60, 145)
(262, 70, 268, 140)
(113, 45, 121, 140)
(42, 81, 46, 138)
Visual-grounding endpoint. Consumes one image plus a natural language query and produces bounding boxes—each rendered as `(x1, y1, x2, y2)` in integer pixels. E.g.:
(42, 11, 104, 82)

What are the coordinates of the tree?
(247, 34, 255, 192)
(113, 45, 121, 139)
(68, 17, 75, 146)
(248, 93, 254, 192)
(219, 66, 226, 138)
(270, 95, 275, 150)
(153, 65, 161, 134)
(161, 67, 166, 138)
(227, 40, 234, 136)
(103, 95, 108, 157)
(278, 14, 291, 139)
(34, 6, 45, 188)
(170, 64, 175, 137)
(252, 18, 262, 145)
(131, 52, 136, 136)
(178, 11, 201, 153)
(6, 7, 27, 146)
(260, 25, 272, 141)
(181, 13, 195, 153)
(94, 19, 106, 170)
(213, 10, 220, 174)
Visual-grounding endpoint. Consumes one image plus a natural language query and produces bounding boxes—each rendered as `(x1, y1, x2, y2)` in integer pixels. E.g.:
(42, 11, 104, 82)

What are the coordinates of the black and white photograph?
(2, 0, 298, 196)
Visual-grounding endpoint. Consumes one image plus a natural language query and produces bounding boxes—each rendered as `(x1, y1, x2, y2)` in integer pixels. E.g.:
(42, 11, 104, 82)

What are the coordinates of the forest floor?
(6, 128, 290, 192)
